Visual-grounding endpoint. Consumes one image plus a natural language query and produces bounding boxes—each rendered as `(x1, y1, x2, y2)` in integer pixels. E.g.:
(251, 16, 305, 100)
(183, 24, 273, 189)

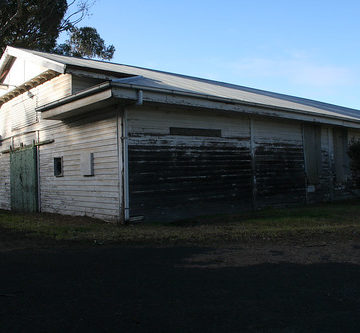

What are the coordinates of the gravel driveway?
(1, 230, 360, 332)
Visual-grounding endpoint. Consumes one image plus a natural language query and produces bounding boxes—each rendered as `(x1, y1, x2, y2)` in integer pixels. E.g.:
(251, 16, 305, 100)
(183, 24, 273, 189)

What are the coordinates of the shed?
(1, 46, 360, 222)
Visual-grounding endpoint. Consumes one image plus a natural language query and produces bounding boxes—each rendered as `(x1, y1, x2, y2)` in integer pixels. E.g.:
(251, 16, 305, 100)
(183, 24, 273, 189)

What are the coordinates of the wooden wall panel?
(38, 110, 121, 222)
(0, 153, 10, 210)
(71, 75, 103, 94)
(253, 119, 306, 206)
(0, 74, 71, 139)
(127, 107, 252, 221)
(348, 129, 360, 189)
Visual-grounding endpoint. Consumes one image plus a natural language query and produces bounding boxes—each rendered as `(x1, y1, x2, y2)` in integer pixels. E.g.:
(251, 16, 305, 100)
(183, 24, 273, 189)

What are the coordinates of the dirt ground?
(1, 228, 360, 332)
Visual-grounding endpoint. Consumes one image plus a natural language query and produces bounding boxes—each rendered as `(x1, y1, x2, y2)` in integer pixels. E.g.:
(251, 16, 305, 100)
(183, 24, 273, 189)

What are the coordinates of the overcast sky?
(73, 0, 360, 109)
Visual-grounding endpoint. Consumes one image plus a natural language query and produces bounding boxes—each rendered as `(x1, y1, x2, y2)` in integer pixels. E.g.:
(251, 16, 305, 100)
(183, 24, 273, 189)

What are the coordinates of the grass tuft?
(1, 199, 360, 245)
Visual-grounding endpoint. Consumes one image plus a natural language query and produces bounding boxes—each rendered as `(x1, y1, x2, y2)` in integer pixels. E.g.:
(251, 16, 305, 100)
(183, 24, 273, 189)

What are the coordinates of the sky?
(67, 0, 360, 109)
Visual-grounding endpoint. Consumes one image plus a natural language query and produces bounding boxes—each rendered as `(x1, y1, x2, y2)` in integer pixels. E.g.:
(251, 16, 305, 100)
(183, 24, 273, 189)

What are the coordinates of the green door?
(10, 147, 38, 212)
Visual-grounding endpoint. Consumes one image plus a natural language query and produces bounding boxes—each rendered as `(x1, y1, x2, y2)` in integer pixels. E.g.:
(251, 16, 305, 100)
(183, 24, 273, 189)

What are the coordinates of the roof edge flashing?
(111, 82, 360, 125)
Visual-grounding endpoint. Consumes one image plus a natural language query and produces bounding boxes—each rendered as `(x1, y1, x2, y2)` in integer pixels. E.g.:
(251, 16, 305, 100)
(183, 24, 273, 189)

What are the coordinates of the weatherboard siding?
(253, 118, 306, 206)
(0, 74, 71, 140)
(0, 153, 10, 210)
(318, 127, 333, 200)
(71, 75, 103, 94)
(127, 107, 252, 221)
(0, 74, 72, 212)
(348, 129, 360, 189)
(128, 109, 349, 221)
(38, 109, 121, 222)
(302, 126, 333, 203)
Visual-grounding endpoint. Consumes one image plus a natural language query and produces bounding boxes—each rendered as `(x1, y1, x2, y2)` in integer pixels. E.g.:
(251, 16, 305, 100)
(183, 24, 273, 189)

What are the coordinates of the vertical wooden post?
(116, 106, 122, 223)
(117, 105, 130, 222)
(36, 130, 41, 212)
(116, 105, 130, 223)
(123, 107, 130, 221)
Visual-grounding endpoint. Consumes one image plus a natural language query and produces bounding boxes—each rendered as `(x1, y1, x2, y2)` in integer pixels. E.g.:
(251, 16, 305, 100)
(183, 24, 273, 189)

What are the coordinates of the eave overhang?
(36, 81, 360, 129)
(0, 70, 59, 105)
(38, 82, 114, 120)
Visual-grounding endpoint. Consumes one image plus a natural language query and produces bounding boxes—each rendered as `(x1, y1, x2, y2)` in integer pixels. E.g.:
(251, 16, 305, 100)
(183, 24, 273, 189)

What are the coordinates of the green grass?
(1, 199, 360, 245)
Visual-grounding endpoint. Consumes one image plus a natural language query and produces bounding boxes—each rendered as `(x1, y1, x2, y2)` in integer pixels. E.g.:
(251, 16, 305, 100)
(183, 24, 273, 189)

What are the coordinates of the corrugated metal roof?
(17, 48, 360, 122)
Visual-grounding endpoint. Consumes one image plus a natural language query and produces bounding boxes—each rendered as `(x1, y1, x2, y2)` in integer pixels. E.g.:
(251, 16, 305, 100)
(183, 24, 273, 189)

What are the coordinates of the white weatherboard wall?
(0, 73, 72, 211)
(0, 69, 119, 219)
(38, 109, 121, 222)
(0, 74, 71, 140)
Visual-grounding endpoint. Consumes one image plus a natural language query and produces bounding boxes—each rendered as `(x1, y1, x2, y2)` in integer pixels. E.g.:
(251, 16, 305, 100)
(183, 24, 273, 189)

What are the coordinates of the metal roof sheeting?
(14, 48, 360, 122)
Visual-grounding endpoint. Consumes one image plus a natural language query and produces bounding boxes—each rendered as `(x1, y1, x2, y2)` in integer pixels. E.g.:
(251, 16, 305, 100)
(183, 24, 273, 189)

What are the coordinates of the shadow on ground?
(1, 246, 360, 332)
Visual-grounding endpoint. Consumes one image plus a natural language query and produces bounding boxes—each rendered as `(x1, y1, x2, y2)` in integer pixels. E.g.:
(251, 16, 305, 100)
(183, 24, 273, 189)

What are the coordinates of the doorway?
(10, 146, 38, 212)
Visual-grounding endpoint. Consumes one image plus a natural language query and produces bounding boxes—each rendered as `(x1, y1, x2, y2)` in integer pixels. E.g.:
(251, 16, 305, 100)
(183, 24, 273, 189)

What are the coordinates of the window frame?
(54, 157, 63, 177)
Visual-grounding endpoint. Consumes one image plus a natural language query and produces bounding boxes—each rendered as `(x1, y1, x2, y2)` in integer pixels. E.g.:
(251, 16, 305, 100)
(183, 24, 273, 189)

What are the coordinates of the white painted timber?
(71, 75, 103, 94)
(0, 74, 71, 143)
(127, 106, 250, 140)
(38, 109, 121, 222)
(0, 153, 10, 210)
(80, 151, 94, 176)
(0, 57, 48, 97)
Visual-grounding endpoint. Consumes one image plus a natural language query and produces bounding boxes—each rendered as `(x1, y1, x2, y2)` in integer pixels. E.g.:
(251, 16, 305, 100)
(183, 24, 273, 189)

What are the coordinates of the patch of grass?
(1, 199, 360, 245)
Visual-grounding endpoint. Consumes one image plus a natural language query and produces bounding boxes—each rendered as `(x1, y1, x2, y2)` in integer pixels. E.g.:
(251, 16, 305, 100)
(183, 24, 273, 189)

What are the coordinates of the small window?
(54, 157, 63, 177)
(170, 127, 221, 137)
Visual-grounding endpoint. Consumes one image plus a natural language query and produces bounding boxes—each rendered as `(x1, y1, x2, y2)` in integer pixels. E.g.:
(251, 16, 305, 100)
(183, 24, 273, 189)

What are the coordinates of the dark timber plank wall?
(307, 127, 334, 202)
(127, 108, 356, 222)
(254, 143, 306, 206)
(127, 108, 252, 222)
(128, 139, 252, 221)
(348, 129, 360, 190)
(253, 119, 306, 206)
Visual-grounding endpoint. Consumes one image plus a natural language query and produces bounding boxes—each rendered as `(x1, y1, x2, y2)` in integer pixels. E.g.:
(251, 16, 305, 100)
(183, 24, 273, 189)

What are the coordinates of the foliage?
(0, 0, 67, 53)
(55, 27, 115, 60)
(0, 0, 115, 60)
(348, 139, 360, 172)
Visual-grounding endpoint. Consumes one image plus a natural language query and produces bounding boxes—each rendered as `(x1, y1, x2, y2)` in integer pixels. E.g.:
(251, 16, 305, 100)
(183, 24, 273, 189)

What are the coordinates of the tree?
(0, 0, 115, 60)
(55, 27, 115, 60)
